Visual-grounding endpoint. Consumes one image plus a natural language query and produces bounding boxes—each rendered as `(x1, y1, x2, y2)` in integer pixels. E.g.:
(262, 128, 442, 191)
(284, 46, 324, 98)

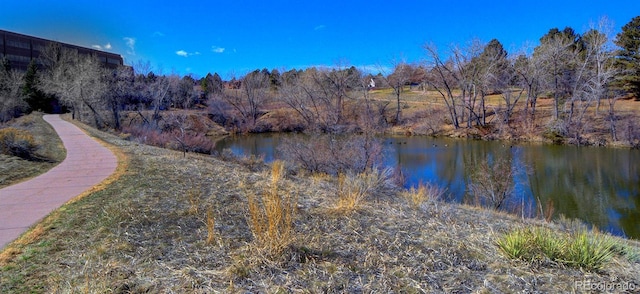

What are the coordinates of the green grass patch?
(497, 226, 630, 271)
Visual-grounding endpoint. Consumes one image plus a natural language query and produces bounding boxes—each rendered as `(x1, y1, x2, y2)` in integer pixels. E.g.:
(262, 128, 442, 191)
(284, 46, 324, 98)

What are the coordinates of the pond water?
(214, 134, 640, 239)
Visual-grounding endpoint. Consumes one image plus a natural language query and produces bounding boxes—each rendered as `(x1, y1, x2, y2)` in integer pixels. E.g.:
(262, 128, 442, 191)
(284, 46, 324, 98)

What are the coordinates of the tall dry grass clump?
(401, 182, 446, 209)
(187, 188, 200, 215)
(247, 160, 297, 256)
(334, 168, 391, 213)
(205, 205, 217, 245)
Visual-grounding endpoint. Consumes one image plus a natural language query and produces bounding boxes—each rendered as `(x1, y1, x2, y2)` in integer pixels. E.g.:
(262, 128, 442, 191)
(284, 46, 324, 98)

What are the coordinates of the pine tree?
(22, 60, 52, 112)
(614, 16, 640, 100)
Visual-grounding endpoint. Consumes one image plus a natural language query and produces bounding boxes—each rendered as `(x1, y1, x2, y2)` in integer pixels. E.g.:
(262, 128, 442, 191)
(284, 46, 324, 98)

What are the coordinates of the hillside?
(1, 118, 638, 293)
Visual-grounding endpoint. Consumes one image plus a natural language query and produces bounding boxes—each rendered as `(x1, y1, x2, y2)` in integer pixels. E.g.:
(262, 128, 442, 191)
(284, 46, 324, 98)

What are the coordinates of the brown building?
(0, 29, 124, 71)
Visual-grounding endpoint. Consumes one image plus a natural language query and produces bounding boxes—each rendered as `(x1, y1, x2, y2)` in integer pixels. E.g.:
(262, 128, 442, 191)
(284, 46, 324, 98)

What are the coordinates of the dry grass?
(205, 205, 217, 245)
(1, 119, 638, 293)
(187, 188, 201, 215)
(333, 168, 391, 213)
(401, 182, 447, 209)
(246, 160, 297, 257)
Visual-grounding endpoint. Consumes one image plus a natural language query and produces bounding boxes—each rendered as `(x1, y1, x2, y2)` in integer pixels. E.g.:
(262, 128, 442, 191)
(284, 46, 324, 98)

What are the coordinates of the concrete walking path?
(0, 114, 118, 249)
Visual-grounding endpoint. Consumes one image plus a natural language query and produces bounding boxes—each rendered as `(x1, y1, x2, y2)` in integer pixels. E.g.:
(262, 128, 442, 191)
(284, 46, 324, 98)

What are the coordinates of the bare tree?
(534, 28, 582, 120)
(424, 43, 461, 128)
(104, 66, 134, 130)
(355, 69, 388, 133)
(379, 60, 412, 124)
(175, 75, 199, 109)
(39, 43, 107, 127)
(221, 70, 270, 128)
(474, 39, 517, 126)
(279, 68, 324, 130)
(513, 50, 544, 124)
(456, 40, 486, 127)
(150, 75, 176, 126)
(0, 62, 28, 122)
(566, 18, 619, 143)
(424, 41, 487, 128)
(316, 64, 360, 126)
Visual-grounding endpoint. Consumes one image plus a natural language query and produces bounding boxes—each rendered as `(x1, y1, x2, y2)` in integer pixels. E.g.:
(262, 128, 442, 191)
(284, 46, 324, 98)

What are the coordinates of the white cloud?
(314, 25, 326, 31)
(212, 46, 225, 53)
(123, 37, 136, 55)
(176, 50, 200, 57)
(91, 42, 113, 51)
(153, 31, 165, 37)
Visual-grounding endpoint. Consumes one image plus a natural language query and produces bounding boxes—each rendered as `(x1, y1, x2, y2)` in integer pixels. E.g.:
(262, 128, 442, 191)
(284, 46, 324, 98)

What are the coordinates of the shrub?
(121, 125, 214, 155)
(169, 128, 215, 155)
(542, 119, 568, 144)
(0, 127, 39, 159)
(564, 231, 616, 271)
(497, 227, 622, 271)
(278, 135, 383, 175)
(497, 228, 535, 260)
(532, 226, 565, 261)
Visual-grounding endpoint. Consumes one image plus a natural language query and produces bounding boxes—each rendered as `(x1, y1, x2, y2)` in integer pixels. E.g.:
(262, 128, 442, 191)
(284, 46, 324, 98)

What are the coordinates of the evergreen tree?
(614, 16, 640, 100)
(23, 60, 48, 112)
(1, 57, 10, 72)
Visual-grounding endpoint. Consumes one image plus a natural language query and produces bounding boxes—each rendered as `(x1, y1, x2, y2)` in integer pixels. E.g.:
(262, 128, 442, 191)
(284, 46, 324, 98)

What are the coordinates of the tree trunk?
(395, 86, 401, 124)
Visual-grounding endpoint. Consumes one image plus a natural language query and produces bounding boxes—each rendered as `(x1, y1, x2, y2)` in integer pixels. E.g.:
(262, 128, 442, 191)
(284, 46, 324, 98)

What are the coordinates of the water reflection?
(214, 134, 640, 239)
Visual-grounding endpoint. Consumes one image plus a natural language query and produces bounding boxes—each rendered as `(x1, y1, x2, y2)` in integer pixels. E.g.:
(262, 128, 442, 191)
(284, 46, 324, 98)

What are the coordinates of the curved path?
(0, 114, 117, 249)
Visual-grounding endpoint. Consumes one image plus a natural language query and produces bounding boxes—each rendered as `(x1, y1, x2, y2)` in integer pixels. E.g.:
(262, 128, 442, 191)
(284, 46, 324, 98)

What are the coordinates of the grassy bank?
(0, 113, 66, 188)
(1, 119, 638, 293)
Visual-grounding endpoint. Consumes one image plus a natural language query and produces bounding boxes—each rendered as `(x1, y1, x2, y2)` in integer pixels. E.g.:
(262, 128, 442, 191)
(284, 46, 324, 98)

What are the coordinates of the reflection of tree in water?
(613, 149, 640, 238)
(214, 134, 640, 239)
(525, 145, 639, 238)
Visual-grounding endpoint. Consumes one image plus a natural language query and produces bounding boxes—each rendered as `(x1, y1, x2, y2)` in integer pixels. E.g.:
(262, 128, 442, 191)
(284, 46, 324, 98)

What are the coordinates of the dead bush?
(0, 127, 39, 159)
(121, 124, 214, 155)
(406, 108, 446, 135)
(277, 135, 383, 175)
(255, 109, 306, 132)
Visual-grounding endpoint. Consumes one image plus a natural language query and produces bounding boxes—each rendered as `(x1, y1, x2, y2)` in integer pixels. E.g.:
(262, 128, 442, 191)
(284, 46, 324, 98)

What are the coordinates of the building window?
(33, 43, 46, 52)
(6, 39, 30, 50)
(6, 54, 31, 63)
(107, 57, 121, 65)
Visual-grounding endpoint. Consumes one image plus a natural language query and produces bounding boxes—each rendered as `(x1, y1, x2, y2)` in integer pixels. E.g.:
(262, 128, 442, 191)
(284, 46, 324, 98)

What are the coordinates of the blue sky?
(1, 1, 638, 78)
